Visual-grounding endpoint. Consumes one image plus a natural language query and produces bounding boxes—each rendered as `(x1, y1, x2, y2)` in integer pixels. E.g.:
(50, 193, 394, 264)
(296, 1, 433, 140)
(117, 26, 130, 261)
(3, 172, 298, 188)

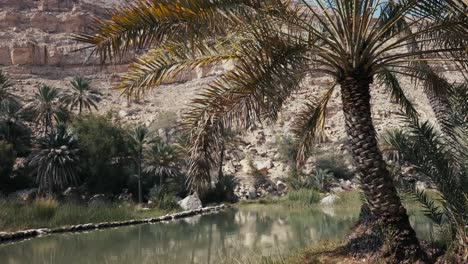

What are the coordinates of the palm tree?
(144, 138, 181, 187)
(63, 77, 102, 115)
(0, 71, 18, 107)
(0, 100, 31, 155)
(29, 125, 80, 197)
(76, 0, 466, 261)
(29, 85, 68, 134)
(129, 124, 153, 204)
(383, 96, 467, 262)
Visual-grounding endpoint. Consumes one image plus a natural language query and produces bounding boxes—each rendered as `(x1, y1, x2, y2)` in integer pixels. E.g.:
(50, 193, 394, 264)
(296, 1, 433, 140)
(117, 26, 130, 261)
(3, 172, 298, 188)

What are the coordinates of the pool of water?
(0, 205, 438, 264)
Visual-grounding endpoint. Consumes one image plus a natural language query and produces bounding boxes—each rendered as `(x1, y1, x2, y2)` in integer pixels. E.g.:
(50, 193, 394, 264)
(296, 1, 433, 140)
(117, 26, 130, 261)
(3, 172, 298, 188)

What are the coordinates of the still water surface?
(0, 205, 438, 264)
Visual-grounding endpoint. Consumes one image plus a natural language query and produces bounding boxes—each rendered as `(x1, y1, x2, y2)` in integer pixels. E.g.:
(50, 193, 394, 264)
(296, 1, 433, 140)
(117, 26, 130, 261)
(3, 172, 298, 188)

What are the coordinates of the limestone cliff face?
(0, 0, 463, 185)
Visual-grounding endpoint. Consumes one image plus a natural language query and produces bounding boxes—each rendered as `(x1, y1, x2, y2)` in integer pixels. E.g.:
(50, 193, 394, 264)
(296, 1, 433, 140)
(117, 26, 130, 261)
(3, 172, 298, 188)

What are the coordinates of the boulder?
(247, 187, 257, 199)
(276, 181, 287, 192)
(62, 187, 83, 204)
(254, 158, 274, 170)
(117, 189, 133, 203)
(9, 188, 38, 201)
(320, 194, 340, 206)
(88, 194, 109, 207)
(177, 194, 202, 211)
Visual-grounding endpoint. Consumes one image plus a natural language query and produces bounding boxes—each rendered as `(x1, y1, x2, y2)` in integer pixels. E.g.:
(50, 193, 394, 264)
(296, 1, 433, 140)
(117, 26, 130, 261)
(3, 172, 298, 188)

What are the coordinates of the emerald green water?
(0, 205, 438, 264)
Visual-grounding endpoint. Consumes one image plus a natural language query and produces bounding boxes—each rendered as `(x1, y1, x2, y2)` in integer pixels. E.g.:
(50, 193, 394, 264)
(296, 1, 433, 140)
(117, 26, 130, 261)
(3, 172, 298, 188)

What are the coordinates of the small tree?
(144, 138, 181, 187)
(63, 77, 102, 115)
(29, 125, 80, 197)
(129, 124, 153, 204)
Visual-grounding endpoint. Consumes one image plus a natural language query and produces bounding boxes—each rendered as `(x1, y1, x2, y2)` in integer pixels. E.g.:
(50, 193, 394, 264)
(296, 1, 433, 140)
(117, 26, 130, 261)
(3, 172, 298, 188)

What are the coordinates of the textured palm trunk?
(137, 150, 142, 204)
(340, 76, 426, 262)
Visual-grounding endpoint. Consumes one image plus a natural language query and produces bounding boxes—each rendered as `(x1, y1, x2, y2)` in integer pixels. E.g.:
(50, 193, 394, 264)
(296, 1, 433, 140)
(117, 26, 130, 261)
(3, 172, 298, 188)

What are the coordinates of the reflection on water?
(0, 205, 437, 264)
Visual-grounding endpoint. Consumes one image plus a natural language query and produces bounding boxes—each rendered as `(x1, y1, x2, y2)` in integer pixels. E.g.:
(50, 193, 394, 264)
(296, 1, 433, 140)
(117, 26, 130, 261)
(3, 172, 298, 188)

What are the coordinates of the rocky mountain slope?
(1, 0, 463, 188)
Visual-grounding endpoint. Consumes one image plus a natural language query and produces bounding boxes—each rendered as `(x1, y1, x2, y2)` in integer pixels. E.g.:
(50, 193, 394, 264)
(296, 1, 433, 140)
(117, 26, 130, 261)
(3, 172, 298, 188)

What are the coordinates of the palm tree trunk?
(340, 76, 426, 262)
(138, 151, 142, 204)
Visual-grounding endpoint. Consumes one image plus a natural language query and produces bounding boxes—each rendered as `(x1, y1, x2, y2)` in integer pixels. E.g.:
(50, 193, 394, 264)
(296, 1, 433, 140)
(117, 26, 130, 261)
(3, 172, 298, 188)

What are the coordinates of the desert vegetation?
(0, 0, 467, 263)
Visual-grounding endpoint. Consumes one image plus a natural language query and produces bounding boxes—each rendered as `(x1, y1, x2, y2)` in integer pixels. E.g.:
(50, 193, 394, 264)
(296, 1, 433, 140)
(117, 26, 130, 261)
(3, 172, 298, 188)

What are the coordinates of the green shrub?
(286, 168, 332, 192)
(33, 199, 58, 220)
(286, 189, 321, 206)
(70, 114, 131, 194)
(315, 154, 353, 180)
(201, 174, 239, 203)
(148, 185, 180, 210)
(272, 134, 297, 164)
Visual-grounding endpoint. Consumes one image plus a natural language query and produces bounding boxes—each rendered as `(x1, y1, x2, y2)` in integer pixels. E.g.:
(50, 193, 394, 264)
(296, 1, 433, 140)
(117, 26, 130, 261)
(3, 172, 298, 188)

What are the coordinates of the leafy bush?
(272, 134, 297, 164)
(315, 153, 353, 180)
(286, 167, 333, 192)
(148, 185, 180, 210)
(202, 174, 239, 203)
(70, 114, 131, 194)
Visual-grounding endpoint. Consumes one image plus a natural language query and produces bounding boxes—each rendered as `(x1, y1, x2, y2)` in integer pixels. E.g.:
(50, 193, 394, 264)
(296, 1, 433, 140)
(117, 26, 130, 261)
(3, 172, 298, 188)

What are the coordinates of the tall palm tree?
(129, 124, 153, 204)
(29, 85, 68, 134)
(144, 138, 181, 187)
(0, 71, 18, 107)
(29, 125, 80, 197)
(63, 77, 102, 115)
(76, 0, 465, 261)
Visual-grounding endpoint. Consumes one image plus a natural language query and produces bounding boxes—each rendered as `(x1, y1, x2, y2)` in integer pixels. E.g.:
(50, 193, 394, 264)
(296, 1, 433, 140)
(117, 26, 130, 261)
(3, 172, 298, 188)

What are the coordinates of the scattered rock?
(9, 188, 38, 201)
(62, 187, 83, 204)
(118, 110, 128, 118)
(247, 187, 257, 199)
(276, 181, 287, 192)
(117, 189, 133, 203)
(177, 194, 202, 211)
(88, 194, 109, 207)
(415, 181, 429, 191)
(320, 194, 340, 206)
(254, 158, 274, 170)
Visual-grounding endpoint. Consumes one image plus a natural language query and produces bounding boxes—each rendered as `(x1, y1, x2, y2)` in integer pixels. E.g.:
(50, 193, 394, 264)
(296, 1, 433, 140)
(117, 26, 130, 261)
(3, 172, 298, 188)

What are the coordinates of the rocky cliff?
(0, 0, 463, 187)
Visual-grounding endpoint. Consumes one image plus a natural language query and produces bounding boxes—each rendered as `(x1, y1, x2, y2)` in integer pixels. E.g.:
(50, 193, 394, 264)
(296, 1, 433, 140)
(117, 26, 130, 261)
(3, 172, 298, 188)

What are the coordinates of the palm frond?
(182, 32, 309, 193)
(292, 82, 336, 164)
(74, 0, 276, 62)
(119, 39, 241, 98)
(408, 187, 445, 226)
(376, 67, 418, 120)
(383, 114, 466, 221)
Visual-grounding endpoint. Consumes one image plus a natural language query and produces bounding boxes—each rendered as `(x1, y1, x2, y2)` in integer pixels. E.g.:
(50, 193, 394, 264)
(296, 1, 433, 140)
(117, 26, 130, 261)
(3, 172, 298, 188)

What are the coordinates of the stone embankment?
(0, 204, 227, 243)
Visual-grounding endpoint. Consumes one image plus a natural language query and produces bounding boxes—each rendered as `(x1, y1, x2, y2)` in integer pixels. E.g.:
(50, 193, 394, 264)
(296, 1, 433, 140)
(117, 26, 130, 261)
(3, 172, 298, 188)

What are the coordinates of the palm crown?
(29, 125, 80, 196)
(63, 77, 102, 114)
(77, 0, 467, 261)
(0, 71, 18, 107)
(29, 85, 68, 134)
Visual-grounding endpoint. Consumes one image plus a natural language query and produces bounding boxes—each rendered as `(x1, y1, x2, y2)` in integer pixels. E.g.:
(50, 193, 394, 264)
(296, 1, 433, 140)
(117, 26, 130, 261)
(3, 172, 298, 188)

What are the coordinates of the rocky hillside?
(0, 0, 463, 187)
